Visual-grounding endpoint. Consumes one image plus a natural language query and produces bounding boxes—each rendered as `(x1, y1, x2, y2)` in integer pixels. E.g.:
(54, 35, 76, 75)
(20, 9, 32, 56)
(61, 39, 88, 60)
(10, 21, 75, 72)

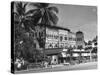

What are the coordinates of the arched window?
(54, 43, 58, 48)
(60, 36, 63, 41)
(49, 43, 53, 48)
(69, 37, 71, 41)
(65, 37, 67, 40)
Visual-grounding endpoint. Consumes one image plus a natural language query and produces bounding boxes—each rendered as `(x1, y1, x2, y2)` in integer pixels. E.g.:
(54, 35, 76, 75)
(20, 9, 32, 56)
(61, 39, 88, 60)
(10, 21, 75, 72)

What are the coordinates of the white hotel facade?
(45, 26, 76, 49)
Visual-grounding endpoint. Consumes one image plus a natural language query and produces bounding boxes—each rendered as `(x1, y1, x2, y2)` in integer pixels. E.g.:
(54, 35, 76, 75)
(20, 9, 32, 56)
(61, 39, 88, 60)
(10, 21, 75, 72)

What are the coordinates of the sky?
(51, 3, 97, 42)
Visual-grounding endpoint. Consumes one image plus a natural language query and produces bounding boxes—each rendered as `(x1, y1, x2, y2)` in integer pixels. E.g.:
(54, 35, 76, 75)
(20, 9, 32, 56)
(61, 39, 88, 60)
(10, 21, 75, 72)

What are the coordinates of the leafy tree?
(92, 47, 97, 53)
(92, 36, 97, 46)
(88, 40, 92, 45)
(92, 36, 97, 53)
(84, 41, 88, 46)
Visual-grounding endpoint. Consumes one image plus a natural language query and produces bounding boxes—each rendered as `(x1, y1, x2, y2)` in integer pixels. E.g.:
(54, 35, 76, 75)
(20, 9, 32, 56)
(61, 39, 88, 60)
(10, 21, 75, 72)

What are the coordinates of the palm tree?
(13, 2, 41, 61)
(14, 2, 36, 31)
(30, 3, 59, 25)
(13, 2, 59, 63)
(29, 3, 59, 61)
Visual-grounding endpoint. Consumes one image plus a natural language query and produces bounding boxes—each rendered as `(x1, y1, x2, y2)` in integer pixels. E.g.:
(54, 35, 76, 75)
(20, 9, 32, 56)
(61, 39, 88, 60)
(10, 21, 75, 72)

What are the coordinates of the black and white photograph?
(11, 1, 97, 74)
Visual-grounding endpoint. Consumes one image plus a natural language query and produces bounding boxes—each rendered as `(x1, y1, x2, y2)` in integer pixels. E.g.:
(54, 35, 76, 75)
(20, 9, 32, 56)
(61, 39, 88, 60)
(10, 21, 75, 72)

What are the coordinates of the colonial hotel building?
(45, 26, 76, 49)
(35, 25, 85, 64)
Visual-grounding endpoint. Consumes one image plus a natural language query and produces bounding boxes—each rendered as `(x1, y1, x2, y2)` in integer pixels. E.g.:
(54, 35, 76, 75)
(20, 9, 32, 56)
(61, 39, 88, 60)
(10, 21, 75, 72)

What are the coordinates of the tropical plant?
(30, 3, 59, 25)
(13, 2, 59, 63)
(13, 2, 43, 62)
(14, 2, 37, 31)
(30, 3, 59, 63)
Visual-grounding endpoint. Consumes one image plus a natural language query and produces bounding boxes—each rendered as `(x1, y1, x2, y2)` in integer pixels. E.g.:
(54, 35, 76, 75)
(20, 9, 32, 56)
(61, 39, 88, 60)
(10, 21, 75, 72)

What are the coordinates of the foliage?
(92, 47, 97, 53)
(13, 2, 59, 63)
(77, 45, 83, 49)
(30, 3, 59, 25)
(87, 40, 92, 45)
(13, 2, 42, 62)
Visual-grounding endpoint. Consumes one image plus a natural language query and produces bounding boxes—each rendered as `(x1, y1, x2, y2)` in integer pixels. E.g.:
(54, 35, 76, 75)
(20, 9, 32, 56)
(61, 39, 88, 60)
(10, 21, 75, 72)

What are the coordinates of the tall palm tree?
(29, 3, 59, 61)
(30, 3, 59, 25)
(13, 2, 41, 60)
(14, 2, 36, 31)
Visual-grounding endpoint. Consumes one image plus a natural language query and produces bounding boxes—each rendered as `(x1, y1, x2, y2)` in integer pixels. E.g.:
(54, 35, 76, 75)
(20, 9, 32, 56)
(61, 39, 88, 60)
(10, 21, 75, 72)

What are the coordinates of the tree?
(88, 40, 92, 45)
(92, 36, 97, 46)
(30, 3, 59, 25)
(29, 3, 59, 60)
(92, 36, 97, 42)
(92, 36, 97, 53)
(13, 2, 43, 62)
(84, 41, 88, 46)
(28, 3, 59, 49)
(14, 2, 33, 47)
(13, 2, 59, 63)
(77, 45, 83, 63)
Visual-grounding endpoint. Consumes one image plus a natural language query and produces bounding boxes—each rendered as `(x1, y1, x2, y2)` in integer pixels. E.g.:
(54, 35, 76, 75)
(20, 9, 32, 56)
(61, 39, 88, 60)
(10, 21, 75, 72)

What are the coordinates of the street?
(15, 61, 97, 74)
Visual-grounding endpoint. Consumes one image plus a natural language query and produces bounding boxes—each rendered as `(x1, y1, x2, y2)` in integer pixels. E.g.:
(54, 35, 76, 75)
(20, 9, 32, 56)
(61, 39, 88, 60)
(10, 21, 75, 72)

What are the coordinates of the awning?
(62, 49, 68, 52)
(81, 53, 89, 56)
(44, 48, 63, 55)
(72, 53, 79, 57)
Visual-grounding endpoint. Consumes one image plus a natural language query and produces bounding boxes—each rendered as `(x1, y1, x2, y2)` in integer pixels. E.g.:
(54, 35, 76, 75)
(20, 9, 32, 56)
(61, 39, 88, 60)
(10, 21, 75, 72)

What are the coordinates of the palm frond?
(13, 12, 19, 17)
(44, 9, 51, 25)
(15, 2, 27, 16)
(48, 11, 58, 25)
(23, 3, 28, 13)
(16, 2, 23, 10)
(48, 6, 59, 13)
(14, 12, 20, 22)
(31, 10, 42, 24)
(30, 3, 49, 8)
(29, 3, 42, 8)
(25, 9, 39, 16)
(23, 3, 28, 8)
